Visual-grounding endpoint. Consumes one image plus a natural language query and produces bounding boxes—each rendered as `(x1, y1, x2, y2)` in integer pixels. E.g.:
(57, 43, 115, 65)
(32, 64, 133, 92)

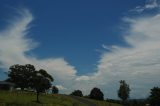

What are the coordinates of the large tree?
(118, 80, 130, 104)
(149, 87, 160, 106)
(7, 64, 35, 90)
(89, 87, 104, 100)
(7, 64, 54, 102)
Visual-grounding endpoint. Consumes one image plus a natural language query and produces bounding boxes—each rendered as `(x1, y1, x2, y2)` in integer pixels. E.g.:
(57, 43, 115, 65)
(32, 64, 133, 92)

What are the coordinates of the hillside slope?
(0, 91, 122, 106)
(71, 96, 122, 106)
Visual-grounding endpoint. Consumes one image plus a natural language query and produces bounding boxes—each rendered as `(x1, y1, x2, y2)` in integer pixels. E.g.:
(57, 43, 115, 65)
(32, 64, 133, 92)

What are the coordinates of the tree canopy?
(52, 86, 59, 94)
(70, 90, 83, 97)
(149, 87, 160, 106)
(7, 64, 54, 102)
(89, 87, 104, 100)
(7, 64, 35, 90)
(118, 80, 130, 103)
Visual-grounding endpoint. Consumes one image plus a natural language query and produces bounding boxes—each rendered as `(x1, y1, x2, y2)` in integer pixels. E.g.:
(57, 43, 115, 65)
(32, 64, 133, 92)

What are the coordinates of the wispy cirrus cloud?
(0, 8, 77, 94)
(130, 0, 160, 13)
(75, 1, 160, 98)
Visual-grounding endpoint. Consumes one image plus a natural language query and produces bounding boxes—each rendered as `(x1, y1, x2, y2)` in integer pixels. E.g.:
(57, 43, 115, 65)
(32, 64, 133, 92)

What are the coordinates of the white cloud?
(145, 0, 159, 9)
(56, 85, 67, 90)
(75, 12, 160, 98)
(130, 0, 160, 13)
(0, 8, 77, 94)
(76, 76, 90, 81)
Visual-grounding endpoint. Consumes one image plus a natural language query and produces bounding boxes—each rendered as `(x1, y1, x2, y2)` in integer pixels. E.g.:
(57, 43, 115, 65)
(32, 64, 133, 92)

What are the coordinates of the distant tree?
(7, 64, 35, 90)
(89, 87, 104, 100)
(52, 86, 59, 94)
(149, 87, 160, 106)
(31, 69, 54, 102)
(118, 80, 130, 104)
(70, 90, 83, 97)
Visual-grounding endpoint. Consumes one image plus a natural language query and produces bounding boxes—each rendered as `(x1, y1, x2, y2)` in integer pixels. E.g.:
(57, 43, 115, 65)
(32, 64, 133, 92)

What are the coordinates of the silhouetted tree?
(31, 69, 53, 102)
(89, 87, 104, 100)
(149, 87, 160, 106)
(52, 86, 59, 94)
(118, 80, 130, 104)
(7, 64, 54, 103)
(70, 90, 83, 97)
(39, 69, 53, 81)
(7, 64, 35, 90)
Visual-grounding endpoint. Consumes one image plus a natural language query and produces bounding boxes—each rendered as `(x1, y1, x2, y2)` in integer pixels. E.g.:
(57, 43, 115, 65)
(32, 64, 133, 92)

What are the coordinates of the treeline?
(70, 80, 160, 106)
(2, 64, 160, 106)
(70, 87, 104, 100)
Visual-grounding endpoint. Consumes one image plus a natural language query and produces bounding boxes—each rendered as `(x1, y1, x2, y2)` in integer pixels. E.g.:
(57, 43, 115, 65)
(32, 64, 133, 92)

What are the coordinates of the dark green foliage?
(70, 90, 83, 97)
(30, 69, 53, 102)
(39, 69, 54, 82)
(7, 64, 54, 102)
(89, 87, 104, 100)
(7, 64, 35, 90)
(118, 80, 130, 103)
(31, 70, 53, 91)
(149, 87, 160, 106)
(52, 86, 59, 94)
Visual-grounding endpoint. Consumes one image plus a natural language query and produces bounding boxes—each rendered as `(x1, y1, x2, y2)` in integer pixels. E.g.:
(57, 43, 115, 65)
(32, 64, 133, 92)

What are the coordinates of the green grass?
(0, 90, 122, 106)
(80, 97, 122, 106)
(0, 90, 87, 106)
(88, 99, 122, 106)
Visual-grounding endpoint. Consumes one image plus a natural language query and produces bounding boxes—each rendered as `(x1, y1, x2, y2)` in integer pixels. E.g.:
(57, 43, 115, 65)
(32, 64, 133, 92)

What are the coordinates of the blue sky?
(0, 0, 160, 99)
(0, 0, 143, 74)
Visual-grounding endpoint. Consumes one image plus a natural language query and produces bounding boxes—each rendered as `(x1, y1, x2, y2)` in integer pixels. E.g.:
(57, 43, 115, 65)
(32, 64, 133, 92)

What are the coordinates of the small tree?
(70, 90, 83, 97)
(118, 80, 130, 104)
(149, 87, 160, 106)
(89, 87, 104, 100)
(52, 86, 59, 94)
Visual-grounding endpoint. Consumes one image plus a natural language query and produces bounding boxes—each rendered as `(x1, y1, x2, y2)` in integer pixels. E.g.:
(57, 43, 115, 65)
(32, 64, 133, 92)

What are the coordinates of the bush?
(52, 86, 59, 94)
(89, 87, 104, 100)
(149, 87, 160, 106)
(70, 90, 83, 97)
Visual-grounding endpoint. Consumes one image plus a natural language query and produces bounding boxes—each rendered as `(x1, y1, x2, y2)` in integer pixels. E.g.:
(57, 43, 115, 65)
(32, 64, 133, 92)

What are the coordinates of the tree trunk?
(123, 100, 127, 106)
(21, 87, 24, 91)
(36, 91, 39, 103)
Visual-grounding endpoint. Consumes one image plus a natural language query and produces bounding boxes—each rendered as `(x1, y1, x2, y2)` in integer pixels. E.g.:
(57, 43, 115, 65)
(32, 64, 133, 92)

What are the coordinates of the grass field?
(85, 98, 122, 106)
(0, 90, 122, 106)
(0, 90, 87, 106)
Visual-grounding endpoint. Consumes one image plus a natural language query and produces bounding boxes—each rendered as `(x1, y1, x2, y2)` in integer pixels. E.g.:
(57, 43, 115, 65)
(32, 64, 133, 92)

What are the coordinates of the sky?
(0, 0, 160, 99)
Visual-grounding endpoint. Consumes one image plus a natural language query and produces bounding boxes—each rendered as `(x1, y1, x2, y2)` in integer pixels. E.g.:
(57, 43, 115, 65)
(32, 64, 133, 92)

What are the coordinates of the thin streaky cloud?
(130, 0, 160, 13)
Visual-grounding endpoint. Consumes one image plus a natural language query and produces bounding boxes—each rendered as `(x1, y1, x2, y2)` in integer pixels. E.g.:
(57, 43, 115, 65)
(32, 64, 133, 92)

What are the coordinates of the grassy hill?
(0, 90, 122, 106)
(85, 98, 122, 106)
